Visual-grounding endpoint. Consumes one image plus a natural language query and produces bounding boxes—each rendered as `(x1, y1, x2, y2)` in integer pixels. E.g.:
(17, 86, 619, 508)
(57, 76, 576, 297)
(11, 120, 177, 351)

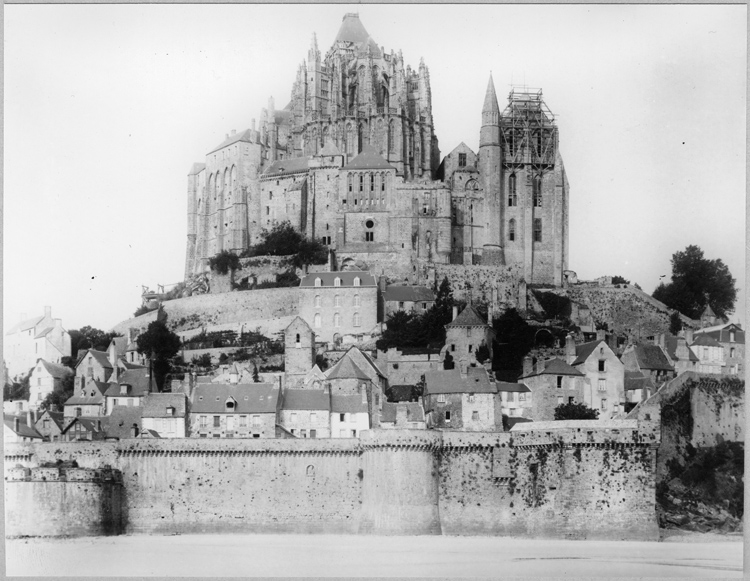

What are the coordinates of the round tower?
(479, 74, 505, 266)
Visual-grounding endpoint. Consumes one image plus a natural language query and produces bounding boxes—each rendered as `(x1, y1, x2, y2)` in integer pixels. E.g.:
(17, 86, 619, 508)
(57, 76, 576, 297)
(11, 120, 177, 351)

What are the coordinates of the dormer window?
(334, 277, 341, 287)
(120, 384, 129, 396)
(166, 407, 175, 416)
(225, 398, 236, 411)
(353, 277, 361, 287)
(314, 277, 322, 287)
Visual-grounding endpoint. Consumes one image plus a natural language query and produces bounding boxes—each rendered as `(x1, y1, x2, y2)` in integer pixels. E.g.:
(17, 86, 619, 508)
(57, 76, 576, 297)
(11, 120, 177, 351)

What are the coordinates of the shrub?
(209, 250, 241, 275)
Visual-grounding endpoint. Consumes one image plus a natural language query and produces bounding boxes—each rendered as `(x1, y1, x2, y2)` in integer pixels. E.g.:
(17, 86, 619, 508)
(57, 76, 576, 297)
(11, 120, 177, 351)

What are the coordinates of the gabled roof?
(207, 129, 255, 155)
(263, 156, 310, 177)
(63, 416, 107, 435)
(188, 162, 206, 176)
(299, 271, 376, 288)
(330, 394, 368, 414)
(65, 380, 109, 406)
(446, 305, 489, 328)
(34, 326, 55, 339)
(281, 389, 331, 411)
(37, 359, 73, 380)
(691, 334, 723, 348)
(624, 370, 655, 392)
(694, 322, 742, 336)
(318, 139, 342, 157)
(76, 349, 113, 370)
(105, 406, 143, 439)
(286, 316, 313, 335)
(37, 410, 66, 430)
(631, 344, 674, 371)
(6, 315, 44, 335)
(518, 358, 584, 379)
(344, 346, 386, 379)
(4, 414, 43, 439)
(701, 304, 717, 318)
(424, 367, 495, 395)
(384, 285, 435, 303)
(380, 402, 425, 424)
(571, 340, 606, 366)
(325, 355, 370, 381)
(496, 381, 531, 393)
(142, 393, 187, 418)
(104, 369, 151, 397)
(191, 383, 279, 414)
(109, 337, 128, 358)
(343, 146, 395, 171)
(664, 336, 699, 362)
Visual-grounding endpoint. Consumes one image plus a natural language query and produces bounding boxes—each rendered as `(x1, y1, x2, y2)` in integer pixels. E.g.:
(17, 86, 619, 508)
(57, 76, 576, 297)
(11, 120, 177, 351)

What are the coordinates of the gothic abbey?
(185, 13, 569, 286)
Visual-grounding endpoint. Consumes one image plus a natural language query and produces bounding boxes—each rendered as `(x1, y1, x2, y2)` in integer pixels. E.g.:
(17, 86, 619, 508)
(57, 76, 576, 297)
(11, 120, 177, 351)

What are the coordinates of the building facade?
(4, 307, 71, 380)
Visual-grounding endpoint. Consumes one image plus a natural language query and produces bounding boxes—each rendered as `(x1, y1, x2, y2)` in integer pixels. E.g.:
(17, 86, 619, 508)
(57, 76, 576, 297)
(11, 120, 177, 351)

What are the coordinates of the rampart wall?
(4, 422, 659, 540)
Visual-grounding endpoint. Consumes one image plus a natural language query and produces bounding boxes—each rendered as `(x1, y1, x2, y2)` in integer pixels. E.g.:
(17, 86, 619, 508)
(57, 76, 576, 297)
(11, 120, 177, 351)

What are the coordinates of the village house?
(75, 349, 114, 386)
(190, 383, 280, 438)
(330, 392, 370, 437)
(4, 306, 71, 380)
(382, 282, 435, 317)
(103, 368, 152, 414)
(496, 381, 532, 419)
(279, 388, 331, 438)
(141, 393, 188, 438)
(567, 337, 625, 419)
(105, 406, 144, 439)
(442, 305, 494, 373)
(379, 401, 426, 429)
(376, 346, 442, 386)
(34, 410, 67, 441)
(64, 378, 109, 419)
(693, 322, 744, 376)
(659, 332, 699, 375)
(60, 416, 106, 442)
(3, 399, 30, 415)
(690, 334, 725, 374)
(3, 412, 43, 443)
(423, 367, 501, 431)
(518, 357, 585, 421)
(324, 349, 384, 430)
(28, 359, 73, 410)
(620, 343, 675, 388)
(623, 370, 655, 411)
(298, 271, 378, 345)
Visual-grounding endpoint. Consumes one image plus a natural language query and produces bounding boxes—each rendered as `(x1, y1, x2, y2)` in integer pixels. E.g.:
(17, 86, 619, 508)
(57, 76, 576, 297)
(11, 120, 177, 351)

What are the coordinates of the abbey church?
(185, 13, 569, 286)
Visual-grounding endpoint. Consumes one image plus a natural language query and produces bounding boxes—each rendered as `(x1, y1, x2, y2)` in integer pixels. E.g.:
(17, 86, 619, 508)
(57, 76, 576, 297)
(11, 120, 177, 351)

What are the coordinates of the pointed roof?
(207, 129, 256, 155)
(446, 305, 489, 328)
(691, 334, 722, 348)
(482, 74, 500, 115)
(325, 354, 370, 381)
(319, 139, 342, 156)
(335, 13, 371, 44)
(701, 304, 716, 318)
(518, 358, 584, 379)
(344, 145, 395, 171)
(571, 340, 608, 366)
(286, 316, 313, 335)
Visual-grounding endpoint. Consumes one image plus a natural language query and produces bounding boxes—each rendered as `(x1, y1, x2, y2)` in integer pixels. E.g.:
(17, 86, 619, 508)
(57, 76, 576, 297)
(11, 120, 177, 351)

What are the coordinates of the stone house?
(620, 344, 675, 388)
(324, 348, 385, 428)
(330, 394, 370, 437)
(496, 382, 532, 419)
(660, 333, 699, 375)
(3, 413, 43, 443)
(28, 359, 73, 410)
(64, 378, 109, 419)
(379, 401, 426, 429)
(279, 388, 331, 438)
(105, 406, 145, 439)
(690, 334, 725, 374)
(60, 416, 106, 442)
(568, 339, 625, 419)
(190, 382, 280, 438)
(34, 410, 66, 441)
(443, 305, 494, 372)
(284, 316, 317, 389)
(4, 306, 71, 380)
(382, 283, 435, 317)
(693, 322, 744, 376)
(298, 271, 378, 345)
(423, 367, 501, 431)
(75, 349, 113, 387)
(103, 369, 152, 415)
(377, 346, 442, 386)
(141, 393, 188, 438)
(518, 357, 585, 421)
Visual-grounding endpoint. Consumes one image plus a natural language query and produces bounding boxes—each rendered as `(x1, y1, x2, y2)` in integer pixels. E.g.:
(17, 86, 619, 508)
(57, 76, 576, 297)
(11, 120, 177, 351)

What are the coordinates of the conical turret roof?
(335, 13, 371, 44)
(482, 73, 500, 115)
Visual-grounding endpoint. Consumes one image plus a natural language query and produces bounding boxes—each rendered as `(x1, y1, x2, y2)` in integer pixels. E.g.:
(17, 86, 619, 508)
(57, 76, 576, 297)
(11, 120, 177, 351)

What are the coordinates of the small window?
(353, 312, 361, 327)
(339, 413, 345, 422)
(314, 313, 321, 328)
(334, 294, 341, 307)
(569, 397, 575, 404)
(533, 219, 542, 243)
(468, 345, 473, 353)
(437, 394, 446, 403)
(556, 376, 563, 389)
(458, 153, 467, 167)
(600, 398, 607, 410)
(598, 360, 606, 372)
(334, 277, 341, 287)
(445, 411, 451, 421)
(334, 313, 341, 327)
(468, 394, 475, 403)
(471, 411, 479, 421)
(314, 295, 321, 307)
(730, 347, 736, 358)
(451, 344, 456, 352)
(508, 174, 517, 206)
(508, 219, 516, 242)
(598, 379, 607, 392)
(365, 232, 374, 242)
(354, 294, 361, 307)
(213, 416, 220, 427)
(353, 277, 361, 287)
(314, 277, 322, 287)
(365, 220, 374, 229)
(557, 396, 564, 405)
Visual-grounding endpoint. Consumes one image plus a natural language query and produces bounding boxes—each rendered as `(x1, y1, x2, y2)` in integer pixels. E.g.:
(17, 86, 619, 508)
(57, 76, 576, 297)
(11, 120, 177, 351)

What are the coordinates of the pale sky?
(3, 4, 746, 333)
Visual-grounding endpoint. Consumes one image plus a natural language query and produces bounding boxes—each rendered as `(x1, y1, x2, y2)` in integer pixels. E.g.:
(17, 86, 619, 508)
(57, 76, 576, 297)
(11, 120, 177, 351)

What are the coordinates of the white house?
(4, 306, 71, 380)
(141, 393, 188, 438)
(28, 359, 73, 410)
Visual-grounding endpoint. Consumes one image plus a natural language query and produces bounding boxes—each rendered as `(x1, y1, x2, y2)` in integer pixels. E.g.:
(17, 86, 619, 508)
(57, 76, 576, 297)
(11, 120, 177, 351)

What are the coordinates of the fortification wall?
(425, 263, 523, 308)
(689, 377, 745, 447)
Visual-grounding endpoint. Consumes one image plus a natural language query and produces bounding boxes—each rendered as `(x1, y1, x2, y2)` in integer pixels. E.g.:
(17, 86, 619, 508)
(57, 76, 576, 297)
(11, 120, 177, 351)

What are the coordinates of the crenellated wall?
(4, 421, 660, 540)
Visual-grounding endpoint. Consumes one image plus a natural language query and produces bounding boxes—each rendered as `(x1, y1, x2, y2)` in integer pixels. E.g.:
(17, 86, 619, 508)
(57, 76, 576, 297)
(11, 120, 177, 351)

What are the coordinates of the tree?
(315, 354, 329, 371)
(491, 308, 537, 375)
(252, 363, 261, 383)
(69, 326, 122, 354)
(475, 343, 490, 364)
(3, 371, 30, 401)
(136, 321, 182, 391)
(443, 350, 455, 370)
(246, 221, 327, 268)
(209, 250, 241, 275)
(653, 245, 737, 320)
(554, 402, 599, 421)
(134, 304, 156, 317)
(669, 312, 683, 335)
(611, 275, 630, 285)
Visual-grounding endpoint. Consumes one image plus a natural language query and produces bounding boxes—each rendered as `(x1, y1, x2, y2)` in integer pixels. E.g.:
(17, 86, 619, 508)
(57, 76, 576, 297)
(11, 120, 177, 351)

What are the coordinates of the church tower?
(479, 74, 505, 266)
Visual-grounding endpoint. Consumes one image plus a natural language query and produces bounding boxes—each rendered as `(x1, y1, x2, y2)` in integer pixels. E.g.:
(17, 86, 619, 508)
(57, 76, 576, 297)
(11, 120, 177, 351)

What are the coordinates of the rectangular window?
(557, 376, 563, 389)
(468, 344, 473, 352)
(471, 411, 479, 421)
(200, 415, 207, 428)
(213, 433, 221, 438)
(301, 429, 307, 438)
(601, 399, 607, 410)
(557, 396, 564, 405)
(213, 416, 220, 428)
(240, 415, 247, 427)
(468, 394, 475, 403)
(451, 344, 456, 352)
(339, 413, 345, 422)
(598, 378, 607, 392)
(252, 415, 261, 426)
(437, 394, 446, 403)
(569, 397, 575, 404)
(365, 232, 374, 242)
(598, 360, 606, 372)
(533, 219, 542, 243)
(290, 412, 297, 423)
(458, 153, 467, 167)
(445, 411, 451, 421)
(310, 429, 317, 438)
(310, 413, 317, 424)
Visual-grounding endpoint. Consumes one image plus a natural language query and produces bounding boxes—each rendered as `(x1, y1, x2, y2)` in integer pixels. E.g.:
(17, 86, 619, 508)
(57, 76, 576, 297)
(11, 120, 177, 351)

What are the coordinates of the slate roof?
(701, 304, 717, 318)
(188, 162, 205, 176)
(694, 324, 745, 345)
(330, 394, 368, 414)
(191, 383, 279, 414)
(384, 285, 435, 303)
(335, 13, 371, 44)
(319, 139, 342, 156)
(104, 369, 151, 397)
(281, 389, 331, 411)
(445, 305, 489, 328)
(63, 416, 107, 436)
(571, 340, 605, 366)
(5, 315, 44, 335)
(424, 367, 495, 395)
(518, 358, 584, 379)
(624, 371, 655, 392)
(496, 381, 531, 393)
(263, 156, 310, 177)
(380, 402, 425, 424)
(37, 410, 66, 430)
(4, 414, 43, 439)
(38, 359, 73, 379)
(142, 393, 187, 418)
(109, 337, 128, 358)
(105, 406, 143, 439)
(343, 146, 396, 171)
(207, 129, 255, 155)
(664, 336, 699, 362)
(65, 380, 109, 406)
(632, 345, 674, 372)
(325, 355, 370, 381)
(77, 349, 113, 370)
(344, 346, 386, 379)
(34, 326, 55, 339)
(691, 335, 723, 348)
(387, 385, 417, 402)
(299, 271, 376, 287)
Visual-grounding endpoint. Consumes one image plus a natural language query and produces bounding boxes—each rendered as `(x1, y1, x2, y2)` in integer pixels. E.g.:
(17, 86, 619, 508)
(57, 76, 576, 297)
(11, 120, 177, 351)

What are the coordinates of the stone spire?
(482, 73, 500, 123)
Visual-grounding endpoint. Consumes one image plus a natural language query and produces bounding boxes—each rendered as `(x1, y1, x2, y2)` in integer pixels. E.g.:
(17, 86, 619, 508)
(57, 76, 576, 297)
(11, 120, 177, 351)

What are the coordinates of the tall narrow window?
(334, 277, 341, 287)
(314, 313, 321, 328)
(334, 313, 341, 327)
(334, 294, 341, 307)
(353, 277, 361, 287)
(359, 175, 364, 192)
(354, 294, 361, 307)
(508, 174, 517, 206)
(508, 219, 516, 242)
(533, 218, 542, 242)
(370, 174, 375, 192)
(533, 175, 542, 207)
(458, 153, 467, 167)
(314, 295, 322, 307)
(353, 312, 361, 327)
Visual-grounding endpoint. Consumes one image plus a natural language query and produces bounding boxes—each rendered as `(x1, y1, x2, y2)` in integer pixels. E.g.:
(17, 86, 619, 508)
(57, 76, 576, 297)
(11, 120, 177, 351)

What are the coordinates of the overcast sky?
(4, 4, 746, 333)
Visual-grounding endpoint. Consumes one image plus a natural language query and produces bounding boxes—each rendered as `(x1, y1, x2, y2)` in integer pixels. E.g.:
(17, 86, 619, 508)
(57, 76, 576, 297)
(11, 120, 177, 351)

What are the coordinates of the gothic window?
(346, 124, 355, 156)
(508, 174, 517, 206)
(314, 313, 321, 328)
(359, 175, 364, 193)
(314, 295, 321, 307)
(533, 218, 542, 242)
(381, 173, 386, 192)
(508, 219, 516, 242)
(458, 153, 467, 167)
(533, 176, 542, 207)
(353, 312, 361, 327)
(334, 277, 341, 287)
(465, 179, 478, 191)
(388, 120, 396, 153)
(348, 175, 353, 194)
(334, 313, 341, 327)
(370, 173, 375, 192)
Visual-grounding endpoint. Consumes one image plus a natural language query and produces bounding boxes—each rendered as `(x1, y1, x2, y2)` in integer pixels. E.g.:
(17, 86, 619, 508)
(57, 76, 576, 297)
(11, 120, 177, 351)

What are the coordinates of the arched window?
(508, 219, 516, 242)
(295, 333, 301, 344)
(346, 124, 355, 156)
(354, 294, 361, 307)
(353, 277, 361, 287)
(314, 295, 322, 307)
(533, 218, 542, 242)
(389, 120, 396, 153)
(334, 277, 341, 287)
(353, 312, 361, 327)
(314, 277, 322, 287)
(334, 294, 341, 307)
(334, 313, 341, 327)
(533, 175, 542, 207)
(314, 313, 321, 328)
(508, 174, 517, 206)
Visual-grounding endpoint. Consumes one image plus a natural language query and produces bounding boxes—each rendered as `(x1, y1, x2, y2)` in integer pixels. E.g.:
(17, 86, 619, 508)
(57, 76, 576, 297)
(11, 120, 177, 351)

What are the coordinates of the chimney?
(54, 318, 62, 328)
(26, 410, 33, 427)
(44, 306, 52, 319)
(378, 276, 387, 293)
(452, 306, 458, 321)
(251, 118, 256, 131)
(565, 334, 577, 365)
(522, 356, 533, 377)
(225, 133, 229, 140)
(596, 329, 606, 342)
(535, 358, 545, 374)
(656, 333, 665, 349)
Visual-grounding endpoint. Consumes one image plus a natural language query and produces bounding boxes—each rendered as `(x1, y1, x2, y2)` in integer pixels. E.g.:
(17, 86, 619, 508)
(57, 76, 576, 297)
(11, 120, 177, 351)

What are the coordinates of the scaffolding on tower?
(499, 88, 558, 170)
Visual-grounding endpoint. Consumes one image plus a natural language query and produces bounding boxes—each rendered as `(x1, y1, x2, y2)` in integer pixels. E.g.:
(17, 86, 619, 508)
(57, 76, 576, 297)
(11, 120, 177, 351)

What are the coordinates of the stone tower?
(284, 316, 316, 388)
(479, 74, 504, 266)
